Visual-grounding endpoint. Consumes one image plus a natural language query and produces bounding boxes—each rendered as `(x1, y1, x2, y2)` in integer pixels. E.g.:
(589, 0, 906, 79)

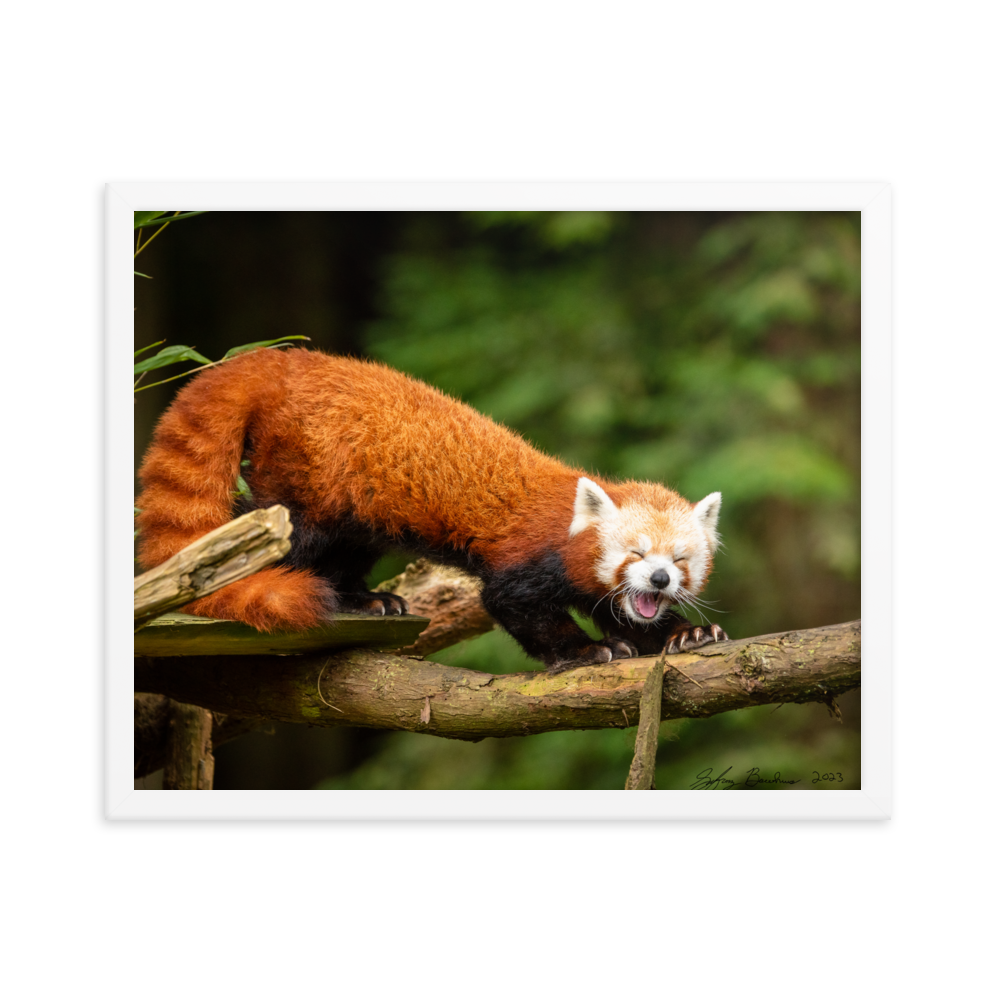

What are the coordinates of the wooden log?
(133, 504, 293, 628)
(162, 701, 214, 789)
(134, 693, 266, 780)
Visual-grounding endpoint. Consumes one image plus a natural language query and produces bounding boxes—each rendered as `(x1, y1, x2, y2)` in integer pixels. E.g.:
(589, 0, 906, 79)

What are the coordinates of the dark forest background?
(134, 210, 861, 791)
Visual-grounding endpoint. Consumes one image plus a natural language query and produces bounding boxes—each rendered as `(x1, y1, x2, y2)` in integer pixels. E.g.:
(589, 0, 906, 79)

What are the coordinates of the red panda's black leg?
(480, 556, 639, 671)
(484, 601, 639, 671)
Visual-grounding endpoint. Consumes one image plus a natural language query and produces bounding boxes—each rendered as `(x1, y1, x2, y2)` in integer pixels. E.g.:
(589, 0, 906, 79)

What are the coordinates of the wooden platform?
(134, 611, 431, 657)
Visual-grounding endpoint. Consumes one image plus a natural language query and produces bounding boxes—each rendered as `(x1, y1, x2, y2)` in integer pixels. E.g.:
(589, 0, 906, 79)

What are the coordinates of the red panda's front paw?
(339, 591, 409, 616)
(664, 622, 728, 654)
(547, 638, 639, 673)
(601, 637, 640, 661)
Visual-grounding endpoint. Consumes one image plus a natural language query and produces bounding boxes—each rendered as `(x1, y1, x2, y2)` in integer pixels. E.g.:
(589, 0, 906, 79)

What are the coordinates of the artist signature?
(690, 766, 802, 789)
(690, 767, 848, 788)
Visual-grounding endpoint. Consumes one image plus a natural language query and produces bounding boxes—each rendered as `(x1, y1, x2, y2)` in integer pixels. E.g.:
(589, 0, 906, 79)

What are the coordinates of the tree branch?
(135, 620, 860, 744)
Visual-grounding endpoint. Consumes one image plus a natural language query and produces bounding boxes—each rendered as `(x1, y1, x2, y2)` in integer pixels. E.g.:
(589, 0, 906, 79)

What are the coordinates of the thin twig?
(134, 211, 180, 259)
(316, 662, 344, 713)
(667, 659, 704, 688)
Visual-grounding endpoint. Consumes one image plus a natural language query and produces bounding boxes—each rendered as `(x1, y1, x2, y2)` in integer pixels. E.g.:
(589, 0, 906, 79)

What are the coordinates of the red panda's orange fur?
(138, 349, 626, 629)
(137, 349, 718, 665)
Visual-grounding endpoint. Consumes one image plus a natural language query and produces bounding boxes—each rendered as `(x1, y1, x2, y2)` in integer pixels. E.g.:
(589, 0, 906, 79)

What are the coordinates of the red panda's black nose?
(650, 569, 670, 589)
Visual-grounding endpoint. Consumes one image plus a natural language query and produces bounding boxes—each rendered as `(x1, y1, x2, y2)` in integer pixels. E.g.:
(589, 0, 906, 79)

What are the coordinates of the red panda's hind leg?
(183, 566, 336, 633)
(281, 519, 406, 617)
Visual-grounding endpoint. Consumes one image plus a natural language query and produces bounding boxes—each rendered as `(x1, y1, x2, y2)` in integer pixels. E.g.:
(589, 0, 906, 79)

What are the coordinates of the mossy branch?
(135, 620, 860, 747)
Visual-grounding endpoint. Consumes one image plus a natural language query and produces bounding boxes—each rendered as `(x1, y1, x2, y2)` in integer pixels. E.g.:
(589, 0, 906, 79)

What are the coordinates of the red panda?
(136, 348, 728, 671)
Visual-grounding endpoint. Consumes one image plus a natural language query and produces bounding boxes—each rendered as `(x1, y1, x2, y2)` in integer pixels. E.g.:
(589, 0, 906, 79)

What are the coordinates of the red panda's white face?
(569, 477, 721, 627)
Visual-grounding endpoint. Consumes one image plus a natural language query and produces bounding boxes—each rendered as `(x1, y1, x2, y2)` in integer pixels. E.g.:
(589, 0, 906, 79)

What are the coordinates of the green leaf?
(233, 475, 253, 499)
(134, 211, 207, 229)
(134, 341, 165, 358)
(134, 211, 166, 228)
(134, 270, 153, 279)
(221, 335, 310, 359)
(133, 344, 213, 375)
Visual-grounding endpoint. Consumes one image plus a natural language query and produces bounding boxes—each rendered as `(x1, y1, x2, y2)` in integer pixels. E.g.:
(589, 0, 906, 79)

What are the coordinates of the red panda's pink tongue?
(635, 593, 658, 618)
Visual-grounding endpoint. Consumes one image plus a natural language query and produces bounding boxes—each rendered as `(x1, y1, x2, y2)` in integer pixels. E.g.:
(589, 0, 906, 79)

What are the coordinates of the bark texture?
(162, 701, 215, 790)
(135, 619, 860, 744)
(625, 649, 665, 790)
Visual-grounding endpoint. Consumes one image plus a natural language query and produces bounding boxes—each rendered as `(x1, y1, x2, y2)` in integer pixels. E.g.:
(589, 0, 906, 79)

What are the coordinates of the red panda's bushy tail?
(135, 351, 333, 632)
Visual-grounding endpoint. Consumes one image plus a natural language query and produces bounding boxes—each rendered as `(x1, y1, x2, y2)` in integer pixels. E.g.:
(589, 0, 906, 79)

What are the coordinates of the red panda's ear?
(569, 477, 618, 536)
(693, 492, 722, 552)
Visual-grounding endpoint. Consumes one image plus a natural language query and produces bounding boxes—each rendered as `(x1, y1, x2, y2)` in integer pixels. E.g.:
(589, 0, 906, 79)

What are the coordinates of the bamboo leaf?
(221, 336, 310, 360)
(134, 211, 166, 228)
(134, 344, 213, 375)
(134, 341, 165, 358)
(134, 211, 206, 229)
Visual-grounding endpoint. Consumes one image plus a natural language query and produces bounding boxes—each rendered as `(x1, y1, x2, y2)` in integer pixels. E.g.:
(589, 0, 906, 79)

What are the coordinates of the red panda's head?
(568, 477, 721, 627)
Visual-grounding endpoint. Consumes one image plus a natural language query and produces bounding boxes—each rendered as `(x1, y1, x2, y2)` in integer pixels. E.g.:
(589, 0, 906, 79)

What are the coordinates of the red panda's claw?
(666, 623, 729, 654)
(605, 638, 638, 661)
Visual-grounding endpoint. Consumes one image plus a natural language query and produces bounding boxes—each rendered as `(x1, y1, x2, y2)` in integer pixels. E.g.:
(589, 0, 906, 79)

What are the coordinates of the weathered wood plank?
(134, 610, 431, 657)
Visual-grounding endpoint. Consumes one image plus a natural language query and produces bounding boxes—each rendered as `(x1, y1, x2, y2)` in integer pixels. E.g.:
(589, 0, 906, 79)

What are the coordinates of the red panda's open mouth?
(629, 592, 661, 620)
